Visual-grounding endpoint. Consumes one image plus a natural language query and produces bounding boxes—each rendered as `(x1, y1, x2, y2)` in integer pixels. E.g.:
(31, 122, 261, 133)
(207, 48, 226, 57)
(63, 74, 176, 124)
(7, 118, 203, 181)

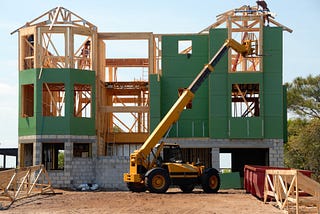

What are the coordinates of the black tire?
(127, 182, 146, 193)
(145, 168, 170, 193)
(179, 184, 195, 193)
(201, 168, 220, 193)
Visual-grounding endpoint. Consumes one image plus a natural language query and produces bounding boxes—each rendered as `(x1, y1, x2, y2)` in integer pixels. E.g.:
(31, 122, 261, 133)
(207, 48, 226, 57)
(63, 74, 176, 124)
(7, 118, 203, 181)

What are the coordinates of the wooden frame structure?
(264, 169, 320, 214)
(12, 6, 98, 72)
(0, 165, 55, 208)
(96, 32, 161, 155)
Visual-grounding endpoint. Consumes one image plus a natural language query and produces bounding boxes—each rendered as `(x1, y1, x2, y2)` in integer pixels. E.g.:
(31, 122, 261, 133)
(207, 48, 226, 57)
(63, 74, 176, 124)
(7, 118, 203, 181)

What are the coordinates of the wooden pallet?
(264, 169, 320, 214)
(0, 165, 55, 208)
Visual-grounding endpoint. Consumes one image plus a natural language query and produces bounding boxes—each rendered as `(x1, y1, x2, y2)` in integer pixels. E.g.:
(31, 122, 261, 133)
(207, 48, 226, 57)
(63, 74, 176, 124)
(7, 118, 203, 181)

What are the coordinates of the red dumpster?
(244, 165, 312, 199)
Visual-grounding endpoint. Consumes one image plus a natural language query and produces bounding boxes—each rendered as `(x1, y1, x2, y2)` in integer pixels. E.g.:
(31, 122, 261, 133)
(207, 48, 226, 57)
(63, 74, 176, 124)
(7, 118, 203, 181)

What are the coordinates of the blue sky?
(0, 0, 319, 148)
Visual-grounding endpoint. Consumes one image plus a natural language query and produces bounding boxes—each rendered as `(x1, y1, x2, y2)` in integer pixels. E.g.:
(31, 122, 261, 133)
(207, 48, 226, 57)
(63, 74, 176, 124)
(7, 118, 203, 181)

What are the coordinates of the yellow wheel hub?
(209, 175, 218, 189)
(152, 175, 165, 189)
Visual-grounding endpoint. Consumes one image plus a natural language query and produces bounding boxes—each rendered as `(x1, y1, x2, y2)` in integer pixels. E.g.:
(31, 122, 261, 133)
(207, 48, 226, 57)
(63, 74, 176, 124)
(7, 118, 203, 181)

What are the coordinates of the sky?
(0, 0, 319, 148)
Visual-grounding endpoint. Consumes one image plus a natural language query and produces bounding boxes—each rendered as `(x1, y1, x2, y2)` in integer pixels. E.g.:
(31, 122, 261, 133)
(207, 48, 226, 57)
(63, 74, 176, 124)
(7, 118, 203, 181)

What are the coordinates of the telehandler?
(124, 38, 256, 193)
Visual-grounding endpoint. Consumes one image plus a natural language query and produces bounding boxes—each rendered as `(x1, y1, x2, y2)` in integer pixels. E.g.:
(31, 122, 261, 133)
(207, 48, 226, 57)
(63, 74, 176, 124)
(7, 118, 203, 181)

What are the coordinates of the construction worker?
(256, 0, 272, 26)
(80, 40, 91, 69)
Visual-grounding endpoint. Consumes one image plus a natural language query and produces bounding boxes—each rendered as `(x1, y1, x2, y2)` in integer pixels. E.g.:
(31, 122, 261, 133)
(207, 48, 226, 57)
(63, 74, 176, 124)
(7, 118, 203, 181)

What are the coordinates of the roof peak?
(11, 6, 97, 35)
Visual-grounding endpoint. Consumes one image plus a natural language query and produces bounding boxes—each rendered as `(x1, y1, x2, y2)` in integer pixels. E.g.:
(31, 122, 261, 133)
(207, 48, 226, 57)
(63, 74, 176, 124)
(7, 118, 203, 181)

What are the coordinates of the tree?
(285, 75, 320, 182)
(286, 74, 320, 119)
(284, 119, 306, 170)
(284, 118, 320, 182)
(58, 151, 64, 170)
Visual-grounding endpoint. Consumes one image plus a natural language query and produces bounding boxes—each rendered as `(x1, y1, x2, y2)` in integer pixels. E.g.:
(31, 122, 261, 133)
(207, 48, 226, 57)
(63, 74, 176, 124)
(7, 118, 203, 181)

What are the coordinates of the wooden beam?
(105, 58, 149, 67)
(106, 89, 147, 95)
(269, 18, 293, 33)
(106, 133, 148, 143)
(100, 106, 149, 113)
(112, 97, 148, 103)
(98, 32, 153, 40)
(231, 28, 260, 32)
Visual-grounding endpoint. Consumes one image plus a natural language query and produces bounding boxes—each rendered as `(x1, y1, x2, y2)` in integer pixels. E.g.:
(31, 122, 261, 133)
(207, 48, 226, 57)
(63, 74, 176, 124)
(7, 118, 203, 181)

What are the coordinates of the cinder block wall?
(269, 140, 284, 167)
(95, 156, 129, 190)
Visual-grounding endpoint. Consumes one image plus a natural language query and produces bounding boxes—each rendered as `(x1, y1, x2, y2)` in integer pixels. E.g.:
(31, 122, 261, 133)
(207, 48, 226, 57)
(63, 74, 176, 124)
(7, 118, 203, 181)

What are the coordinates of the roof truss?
(199, 5, 292, 34)
(11, 6, 97, 34)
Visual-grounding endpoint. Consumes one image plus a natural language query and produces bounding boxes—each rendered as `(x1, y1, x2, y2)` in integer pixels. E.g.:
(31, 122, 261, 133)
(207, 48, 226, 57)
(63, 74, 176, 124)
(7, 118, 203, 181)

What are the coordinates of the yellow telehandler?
(124, 38, 256, 193)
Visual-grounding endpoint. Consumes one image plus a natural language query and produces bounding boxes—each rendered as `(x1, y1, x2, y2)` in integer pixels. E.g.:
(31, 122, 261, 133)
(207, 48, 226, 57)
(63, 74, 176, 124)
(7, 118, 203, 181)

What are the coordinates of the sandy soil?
(1, 189, 283, 214)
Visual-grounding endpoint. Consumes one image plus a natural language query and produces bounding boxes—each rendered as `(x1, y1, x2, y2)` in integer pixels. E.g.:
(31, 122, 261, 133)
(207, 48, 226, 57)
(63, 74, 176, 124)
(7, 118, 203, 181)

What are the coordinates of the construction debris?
(0, 165, 55, 209)
(77, 183, 99, 191)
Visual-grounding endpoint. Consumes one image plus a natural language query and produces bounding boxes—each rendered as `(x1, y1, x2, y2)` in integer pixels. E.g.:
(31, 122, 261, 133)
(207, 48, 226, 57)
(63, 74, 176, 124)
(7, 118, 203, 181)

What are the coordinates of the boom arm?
(124, 38, 254, 183)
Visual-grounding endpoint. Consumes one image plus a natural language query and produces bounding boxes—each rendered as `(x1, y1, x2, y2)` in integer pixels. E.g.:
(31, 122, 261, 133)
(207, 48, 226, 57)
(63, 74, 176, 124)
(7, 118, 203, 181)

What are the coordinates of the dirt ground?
(1, 189, 283, 214)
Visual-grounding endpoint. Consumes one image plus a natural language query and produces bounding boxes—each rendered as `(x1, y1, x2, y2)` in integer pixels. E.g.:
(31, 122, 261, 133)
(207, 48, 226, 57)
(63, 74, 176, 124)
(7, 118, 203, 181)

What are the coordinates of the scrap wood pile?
(0, 165, 55, 209)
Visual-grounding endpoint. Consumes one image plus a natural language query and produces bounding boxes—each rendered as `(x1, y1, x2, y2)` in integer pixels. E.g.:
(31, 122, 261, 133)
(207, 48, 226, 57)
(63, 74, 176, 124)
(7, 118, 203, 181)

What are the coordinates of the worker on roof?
(256, 0, 268, 10)
(256, 0, 273, 26)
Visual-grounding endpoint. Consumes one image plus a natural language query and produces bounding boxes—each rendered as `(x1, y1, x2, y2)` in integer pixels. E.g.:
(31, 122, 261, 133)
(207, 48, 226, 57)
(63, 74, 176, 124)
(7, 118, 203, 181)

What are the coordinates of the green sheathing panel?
(19, 69, 38, 135)
(149, 74, 161, 132)
(283, 85, 288, 142)
(156, 27, 284, 140)
(220, 172, 242, 189)
(161, 35, 209, 137)
(19, 68, 96, 136)
(209, 29, 229, 138)
(263, 27, 284, 139)
(209, 28, 264, 139)
(228, 73, 264, 138)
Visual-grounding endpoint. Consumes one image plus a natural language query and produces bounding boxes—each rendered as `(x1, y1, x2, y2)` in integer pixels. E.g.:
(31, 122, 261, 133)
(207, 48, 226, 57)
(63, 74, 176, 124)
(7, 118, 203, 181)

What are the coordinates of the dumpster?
(244, 165, 312, 199)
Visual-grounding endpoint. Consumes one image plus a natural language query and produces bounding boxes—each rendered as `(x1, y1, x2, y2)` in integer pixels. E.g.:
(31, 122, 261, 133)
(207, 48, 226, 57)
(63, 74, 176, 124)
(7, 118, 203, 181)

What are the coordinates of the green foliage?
(284, 118, 320, 182)
(58, 150, 64, 169)
(285, 74, 320, 119)
(285, 75, 320, 181)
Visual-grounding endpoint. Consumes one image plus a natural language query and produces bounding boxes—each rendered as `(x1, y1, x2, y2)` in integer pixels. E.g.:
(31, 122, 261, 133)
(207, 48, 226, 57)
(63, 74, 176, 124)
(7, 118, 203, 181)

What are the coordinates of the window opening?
(42, 83, 65, 117)
(231, 83, 260, 117)
(178, 40, 192, 55)
(106, 143, 115, 156)
(73, 143, 91, 158)
(230, 32, 260, 72)
(22, 84, 34, 117)
(220, 153, 232, 173)
(21, 143, 33, 167)
(40, 33, 66, 68)
(74, 35, 92, 70)
(22, 34, 35, 69)
(42, 143, 64, 170)
(74, 84, 92, 118)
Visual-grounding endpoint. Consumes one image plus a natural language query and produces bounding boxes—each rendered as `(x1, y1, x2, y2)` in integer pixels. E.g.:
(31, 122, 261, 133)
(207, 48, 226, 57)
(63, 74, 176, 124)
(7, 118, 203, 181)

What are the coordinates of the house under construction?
(15, 5, 292, 189)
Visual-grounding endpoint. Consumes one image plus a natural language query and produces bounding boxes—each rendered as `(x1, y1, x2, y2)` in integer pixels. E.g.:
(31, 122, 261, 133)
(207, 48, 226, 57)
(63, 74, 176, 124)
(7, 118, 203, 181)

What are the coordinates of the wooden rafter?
(11, 7, 97, 35)
(199, 5, 292, 34)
